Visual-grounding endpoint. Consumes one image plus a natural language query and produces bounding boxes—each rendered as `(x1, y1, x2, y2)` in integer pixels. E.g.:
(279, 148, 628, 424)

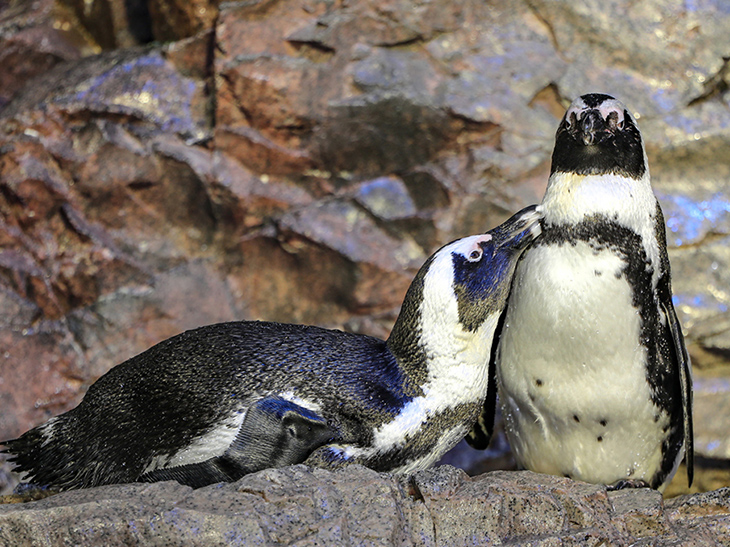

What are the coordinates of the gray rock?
(529, 0, 729, 114)
(2, 0, 730, 501)
(1, 466, 729, 546)
(0, 0, 92, 107)
(279, 198, 426, 271)
(693, 376, 730, 460)
(2, 46, 210, 143)
(355, 176, 418, 221)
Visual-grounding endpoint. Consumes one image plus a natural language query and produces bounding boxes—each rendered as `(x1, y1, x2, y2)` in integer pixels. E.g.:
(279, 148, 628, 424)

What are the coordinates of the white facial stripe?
(444, 234, 491, 259)
(596, 101, 626, 125)
(566, 98, 629, 126)
(368, 235, 501, 452)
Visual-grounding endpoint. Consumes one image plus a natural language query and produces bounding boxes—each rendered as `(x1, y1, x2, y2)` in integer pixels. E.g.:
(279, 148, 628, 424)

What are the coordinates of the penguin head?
(400, 205, 541, 334)
(387, 205, 541, 376)
(447, 205, 542, 331)
(551, 93, 646, 180)
(541, 93, 656, 228)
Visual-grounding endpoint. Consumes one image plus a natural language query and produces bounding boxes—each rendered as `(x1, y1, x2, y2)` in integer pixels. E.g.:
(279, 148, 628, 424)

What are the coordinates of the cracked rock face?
(1, 465, 729, 546)
(0, 0, 729, 499)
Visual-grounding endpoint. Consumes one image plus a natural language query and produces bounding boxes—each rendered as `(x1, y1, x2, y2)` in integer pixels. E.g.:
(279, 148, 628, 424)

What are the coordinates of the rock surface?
(1, 465, 729, 546)
(0, 0, 729, 499)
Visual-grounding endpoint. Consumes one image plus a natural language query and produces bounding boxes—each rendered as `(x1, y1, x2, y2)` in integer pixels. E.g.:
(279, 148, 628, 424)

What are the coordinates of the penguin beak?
(579, 110, 604, 146)
(494, 205, 542, 251)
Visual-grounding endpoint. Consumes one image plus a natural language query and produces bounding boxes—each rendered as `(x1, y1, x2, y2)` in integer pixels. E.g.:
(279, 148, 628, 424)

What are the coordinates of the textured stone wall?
(1, 466, 729, 546)
(0, 0, 728, 500)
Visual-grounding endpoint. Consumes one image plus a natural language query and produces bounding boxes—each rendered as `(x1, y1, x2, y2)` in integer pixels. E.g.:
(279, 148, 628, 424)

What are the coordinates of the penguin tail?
(2, 417, 67, 489)
(1, 415, 109, 491)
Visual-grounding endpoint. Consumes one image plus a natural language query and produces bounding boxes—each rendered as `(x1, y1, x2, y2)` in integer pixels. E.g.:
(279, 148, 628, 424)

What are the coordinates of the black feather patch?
(551, 105, 646, 179)
(581, 93, 616, 107)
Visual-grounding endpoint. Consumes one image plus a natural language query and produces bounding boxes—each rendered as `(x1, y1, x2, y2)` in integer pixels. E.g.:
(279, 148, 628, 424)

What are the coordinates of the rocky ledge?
(0, 465, 728, 546)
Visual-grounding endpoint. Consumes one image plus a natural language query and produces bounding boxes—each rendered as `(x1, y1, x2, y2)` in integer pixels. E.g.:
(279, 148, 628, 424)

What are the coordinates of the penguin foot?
(606, 478, 651, 491)
(0, 483, 59, 504)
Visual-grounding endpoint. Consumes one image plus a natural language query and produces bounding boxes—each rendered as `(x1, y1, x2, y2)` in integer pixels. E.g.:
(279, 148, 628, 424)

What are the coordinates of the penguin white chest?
(498, 241, 668, 485)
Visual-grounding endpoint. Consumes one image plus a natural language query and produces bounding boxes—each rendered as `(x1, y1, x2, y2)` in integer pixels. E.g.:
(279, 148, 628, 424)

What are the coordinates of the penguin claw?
(606, 478, 651, 491)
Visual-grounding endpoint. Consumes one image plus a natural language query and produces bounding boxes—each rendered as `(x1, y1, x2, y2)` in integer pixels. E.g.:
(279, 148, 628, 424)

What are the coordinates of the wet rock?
(2, 48, 210, 143)
(355, 175, 418, 220)
(1, 466, 729, 546)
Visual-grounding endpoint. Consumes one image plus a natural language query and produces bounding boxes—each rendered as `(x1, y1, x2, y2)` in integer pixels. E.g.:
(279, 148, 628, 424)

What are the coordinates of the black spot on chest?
(538, 217, 652, 295)
(536, 215, 675, 414)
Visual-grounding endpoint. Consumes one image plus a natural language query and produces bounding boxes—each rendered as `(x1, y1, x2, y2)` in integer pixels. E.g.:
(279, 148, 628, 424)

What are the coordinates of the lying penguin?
(3, 206, 541, 490)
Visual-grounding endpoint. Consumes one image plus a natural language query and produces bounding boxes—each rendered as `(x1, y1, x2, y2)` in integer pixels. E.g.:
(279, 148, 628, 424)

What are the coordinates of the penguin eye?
(467, 248, 483, 262)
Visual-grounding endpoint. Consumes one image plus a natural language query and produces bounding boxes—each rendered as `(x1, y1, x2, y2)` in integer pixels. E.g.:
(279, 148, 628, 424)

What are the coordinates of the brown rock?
(58, 0, 152, 49)
(0, 328, 83, 443)
(0, 0, 93, 107)
(148, 0, 218, 42)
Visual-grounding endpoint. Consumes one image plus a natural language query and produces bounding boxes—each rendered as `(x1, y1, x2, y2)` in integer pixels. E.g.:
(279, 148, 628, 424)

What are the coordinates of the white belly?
(498, 241, 669, 485)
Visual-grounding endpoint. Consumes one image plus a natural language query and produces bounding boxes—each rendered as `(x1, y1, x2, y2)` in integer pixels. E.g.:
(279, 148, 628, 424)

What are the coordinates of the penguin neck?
(387, 255, 496, 402)
(540, 169, 663, 289)
(541, 171, 656, 235)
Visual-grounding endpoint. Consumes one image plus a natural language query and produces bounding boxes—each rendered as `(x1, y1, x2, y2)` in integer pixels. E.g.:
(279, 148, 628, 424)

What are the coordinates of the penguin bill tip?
(493, 205, 543, 250)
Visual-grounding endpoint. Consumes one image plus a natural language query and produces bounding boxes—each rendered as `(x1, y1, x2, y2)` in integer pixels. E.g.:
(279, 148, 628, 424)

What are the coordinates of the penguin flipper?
(662, 298, 694, 487)
(464, 307, 506, 450)
(139, 457, 239, 488)
(139, 396, 337, 488)
(226, 396, 337, 469)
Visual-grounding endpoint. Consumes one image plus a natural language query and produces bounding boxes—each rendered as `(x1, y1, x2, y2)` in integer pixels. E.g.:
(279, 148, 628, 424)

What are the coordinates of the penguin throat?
(541, 172, 655, 230)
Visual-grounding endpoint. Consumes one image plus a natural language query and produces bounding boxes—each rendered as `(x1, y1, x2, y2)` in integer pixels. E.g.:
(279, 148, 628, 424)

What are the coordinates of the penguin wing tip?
(464, 427, 491, 450)
(685, 447, 694, 488)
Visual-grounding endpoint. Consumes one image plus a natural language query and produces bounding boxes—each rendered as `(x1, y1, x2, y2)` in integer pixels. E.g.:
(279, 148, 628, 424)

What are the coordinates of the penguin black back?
(4, 323, 412, 489)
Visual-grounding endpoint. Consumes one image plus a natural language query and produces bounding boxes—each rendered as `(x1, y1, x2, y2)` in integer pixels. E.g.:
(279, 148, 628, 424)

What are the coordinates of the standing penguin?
(3, 206, 540, 491)
(467, 93, 693, 491)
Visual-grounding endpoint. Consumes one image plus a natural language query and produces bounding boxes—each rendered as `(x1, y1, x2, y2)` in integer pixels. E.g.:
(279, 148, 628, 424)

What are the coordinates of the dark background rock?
(0, 0, 729, 503)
